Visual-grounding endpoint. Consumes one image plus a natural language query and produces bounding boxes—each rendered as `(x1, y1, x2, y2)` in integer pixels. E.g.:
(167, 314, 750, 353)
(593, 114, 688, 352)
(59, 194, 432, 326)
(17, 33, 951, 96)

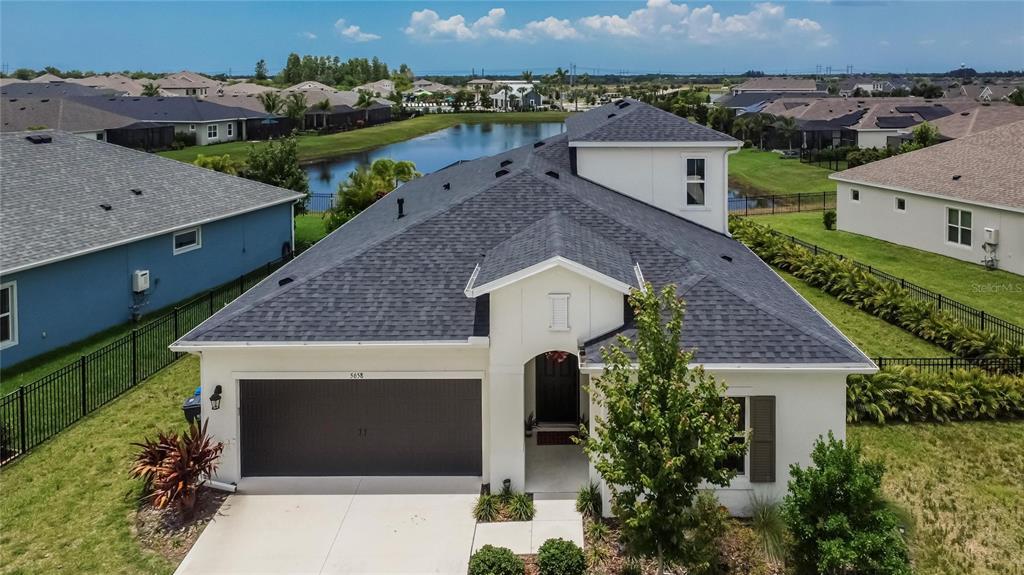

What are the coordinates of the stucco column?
(488, 365, 526, 491)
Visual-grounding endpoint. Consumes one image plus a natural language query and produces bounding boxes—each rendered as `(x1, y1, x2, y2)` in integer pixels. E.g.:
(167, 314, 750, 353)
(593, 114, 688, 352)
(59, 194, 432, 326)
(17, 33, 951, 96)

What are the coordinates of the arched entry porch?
(524, 351, 590, 495)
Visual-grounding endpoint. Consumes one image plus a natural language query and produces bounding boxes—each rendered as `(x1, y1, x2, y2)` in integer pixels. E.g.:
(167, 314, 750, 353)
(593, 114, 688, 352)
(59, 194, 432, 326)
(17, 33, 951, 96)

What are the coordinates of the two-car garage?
(238, 378, 482, 477)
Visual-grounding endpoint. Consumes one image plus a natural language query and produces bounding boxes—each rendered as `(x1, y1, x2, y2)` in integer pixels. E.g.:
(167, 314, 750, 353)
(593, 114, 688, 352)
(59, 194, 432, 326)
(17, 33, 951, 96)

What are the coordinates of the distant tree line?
(268, 54, 413, 90)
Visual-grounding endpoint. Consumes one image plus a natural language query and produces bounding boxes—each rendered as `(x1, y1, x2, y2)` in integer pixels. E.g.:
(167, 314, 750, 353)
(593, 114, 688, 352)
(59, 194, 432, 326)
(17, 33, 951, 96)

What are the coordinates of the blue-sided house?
(0, 131, 303, 368)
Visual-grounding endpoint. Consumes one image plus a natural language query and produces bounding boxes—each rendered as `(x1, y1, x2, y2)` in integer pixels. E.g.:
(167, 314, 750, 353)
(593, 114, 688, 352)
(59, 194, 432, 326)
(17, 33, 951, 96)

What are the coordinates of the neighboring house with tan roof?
(956, 83, 1021, 102)
(731, 77, 823, 94)
(831, 120, 1024, 274)
(65, 73, 166, 97)
(29, 72, 64, 83)
(930, 104, 1024, 139)
(156, 70, 222, 97)
(354, 79, 395, 97)
(217, 82, 278, 96)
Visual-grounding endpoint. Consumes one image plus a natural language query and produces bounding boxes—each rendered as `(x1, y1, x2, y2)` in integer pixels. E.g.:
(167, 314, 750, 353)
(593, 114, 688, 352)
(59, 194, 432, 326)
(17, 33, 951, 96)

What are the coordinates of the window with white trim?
(947, 208, 972, 246)
(894, 197, 906, 212)
(684, 158, 706, 206)
(0, 282, 17, 348)
(172, 226, 202, 255)
(850, 188, 860, 202)
(723, 396, 747, 474)
(548, 293, 570, 331)
(189, 124, 195, 132)
(226, 122, 233, 137)
(207, 124, 218, 139)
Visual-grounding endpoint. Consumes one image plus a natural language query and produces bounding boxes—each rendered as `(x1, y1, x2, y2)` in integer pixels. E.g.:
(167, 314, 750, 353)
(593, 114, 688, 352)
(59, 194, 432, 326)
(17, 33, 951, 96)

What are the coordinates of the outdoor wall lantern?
(210, 385, 223, 411)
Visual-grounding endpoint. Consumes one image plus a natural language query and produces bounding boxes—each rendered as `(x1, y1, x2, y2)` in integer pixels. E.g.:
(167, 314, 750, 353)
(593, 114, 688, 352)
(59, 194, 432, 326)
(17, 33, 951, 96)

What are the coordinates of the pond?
(304, 122, 566, 197)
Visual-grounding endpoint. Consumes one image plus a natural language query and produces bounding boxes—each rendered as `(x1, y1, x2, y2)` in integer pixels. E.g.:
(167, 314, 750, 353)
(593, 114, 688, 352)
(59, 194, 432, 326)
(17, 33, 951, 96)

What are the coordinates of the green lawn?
(0, 357, 198, 575)
(852, 421, 1024, 575)
(158, 111, 570, 164)
(752, 212, 1024, 324)
(295, 212, 329, 247)
(778, 270, 946, 358)
(729, 149, 837, 196)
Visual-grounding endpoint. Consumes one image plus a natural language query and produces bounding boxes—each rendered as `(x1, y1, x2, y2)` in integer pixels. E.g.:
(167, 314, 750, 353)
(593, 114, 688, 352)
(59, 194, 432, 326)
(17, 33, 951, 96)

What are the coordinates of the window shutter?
(749, 395, 775, 483)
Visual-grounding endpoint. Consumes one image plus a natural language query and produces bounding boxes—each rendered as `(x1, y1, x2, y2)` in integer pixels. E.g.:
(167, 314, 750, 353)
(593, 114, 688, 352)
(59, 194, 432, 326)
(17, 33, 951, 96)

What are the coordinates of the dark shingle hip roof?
(0, 131, 303, 273)
(176, 104, 870, 367)
(567, 99, 739, 144)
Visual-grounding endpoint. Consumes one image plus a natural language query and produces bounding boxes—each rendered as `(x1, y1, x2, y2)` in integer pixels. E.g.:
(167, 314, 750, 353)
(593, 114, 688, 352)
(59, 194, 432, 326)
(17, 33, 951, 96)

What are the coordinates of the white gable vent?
(548, 293, 570, 331)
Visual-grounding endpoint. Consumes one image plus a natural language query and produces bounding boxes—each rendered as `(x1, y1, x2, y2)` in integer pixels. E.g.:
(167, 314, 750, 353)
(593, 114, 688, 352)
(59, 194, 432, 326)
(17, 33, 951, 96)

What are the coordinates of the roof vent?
(40, 98, 49, 103)
(99, 203, 112, 211)
(130, 188, 143, 196)
(720, 254, 733, 263)
(397, 197, 405, 218)
(545, 170, 559, 179)
(277, 277, 294, 287)
(533, 141, 545, 148)
(132, 98, 140, 101)
(607, 113, 617, 118)
(25, 134, 52, 144)
(7, 98, 16, 102)
(443, 182, 451, 191)
(495, 169, 509, 178)
(960, 111, 970, 116)
(500, 159, 513, 167)
(952, 175, 962, 181)
(618, 101, 631, 108)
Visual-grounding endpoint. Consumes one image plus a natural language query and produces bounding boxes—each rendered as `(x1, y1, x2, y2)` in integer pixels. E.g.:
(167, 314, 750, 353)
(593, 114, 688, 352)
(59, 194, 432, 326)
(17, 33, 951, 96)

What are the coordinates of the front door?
(535, 354, 579, 424)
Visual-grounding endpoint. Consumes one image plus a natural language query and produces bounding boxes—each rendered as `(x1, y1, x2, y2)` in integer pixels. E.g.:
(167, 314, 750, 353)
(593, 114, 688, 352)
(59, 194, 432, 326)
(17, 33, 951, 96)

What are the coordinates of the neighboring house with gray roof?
(169, 99, 874, 516)
(832, 120, 1024, 275)
(0, 131, 302, 367)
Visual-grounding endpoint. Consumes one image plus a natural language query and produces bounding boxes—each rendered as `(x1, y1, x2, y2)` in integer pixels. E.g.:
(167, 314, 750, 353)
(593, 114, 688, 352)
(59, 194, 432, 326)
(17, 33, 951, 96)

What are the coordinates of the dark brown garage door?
(239, 379, 482, 477)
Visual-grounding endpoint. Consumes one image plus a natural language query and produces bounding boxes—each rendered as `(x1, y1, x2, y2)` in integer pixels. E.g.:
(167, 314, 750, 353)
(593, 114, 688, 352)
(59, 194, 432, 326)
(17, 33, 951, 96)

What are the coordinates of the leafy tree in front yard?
(582, 283, 748, 575)
(193, 154, 239, 175)
(243, 136, 309, 213)
(325, 159, 420, 232)
(782, 433, 911, 575)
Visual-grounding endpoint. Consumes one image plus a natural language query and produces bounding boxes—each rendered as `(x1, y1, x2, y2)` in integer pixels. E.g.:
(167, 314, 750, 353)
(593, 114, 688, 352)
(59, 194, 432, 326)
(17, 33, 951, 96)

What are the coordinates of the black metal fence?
(759, 225, 1024, 348)
(0, 258, 287, 467)
(729, 191, 836, 216)
(307, 193, 336, 213)
(875, 356, 1024, 375)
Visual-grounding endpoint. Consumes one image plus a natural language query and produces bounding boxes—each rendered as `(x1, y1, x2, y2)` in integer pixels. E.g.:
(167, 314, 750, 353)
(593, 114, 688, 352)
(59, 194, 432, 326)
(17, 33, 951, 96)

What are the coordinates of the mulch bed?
(133, 487, 229, 564)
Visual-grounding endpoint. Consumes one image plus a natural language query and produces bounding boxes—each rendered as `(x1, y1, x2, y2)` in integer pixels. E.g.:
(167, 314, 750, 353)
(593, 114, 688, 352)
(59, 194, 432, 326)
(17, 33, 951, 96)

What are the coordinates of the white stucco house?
(832, 120, 1024, 276)
(172, 99, 875, 516)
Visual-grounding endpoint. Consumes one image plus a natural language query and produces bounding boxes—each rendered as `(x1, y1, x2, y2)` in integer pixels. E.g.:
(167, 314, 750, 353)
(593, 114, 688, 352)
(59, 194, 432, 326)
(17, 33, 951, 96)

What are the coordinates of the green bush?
(822, 209, 836, 230)
(537, 538, 586, 575)
(506, 492, 535, 521)
(468, 545, 524, 575)
(575, 482, 602, 517)
(473, 493, 500, 522)
(683, 491, 729, 575)
(782, 433, 910, 575)
(847, 366, 1024, 423)
(730, 217, 1024, 359)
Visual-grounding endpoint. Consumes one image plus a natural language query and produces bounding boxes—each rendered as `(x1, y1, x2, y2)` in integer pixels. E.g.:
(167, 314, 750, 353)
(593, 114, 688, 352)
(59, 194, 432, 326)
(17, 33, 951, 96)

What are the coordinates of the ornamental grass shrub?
(730, 217, 1023, 359)
(847, 366, 1024, 423)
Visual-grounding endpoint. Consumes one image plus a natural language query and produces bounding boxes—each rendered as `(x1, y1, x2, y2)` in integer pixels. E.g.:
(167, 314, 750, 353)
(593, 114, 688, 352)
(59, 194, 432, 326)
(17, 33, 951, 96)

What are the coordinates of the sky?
(2, 1, 1022, 77)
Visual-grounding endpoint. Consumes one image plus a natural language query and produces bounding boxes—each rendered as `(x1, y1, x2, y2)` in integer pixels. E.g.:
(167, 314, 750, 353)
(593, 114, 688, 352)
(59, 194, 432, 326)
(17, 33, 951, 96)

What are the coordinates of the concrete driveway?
(175, 477, 479, 575)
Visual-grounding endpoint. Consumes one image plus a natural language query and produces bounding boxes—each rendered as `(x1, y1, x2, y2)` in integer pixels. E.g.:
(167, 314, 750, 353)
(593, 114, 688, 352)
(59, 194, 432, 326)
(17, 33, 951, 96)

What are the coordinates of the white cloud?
(878, 39, 890, 47)
(403, 8, 578, 42)
(581, 1, 833, 47)
(298, 31, 317, 40)
(918, 38, 936, 46)
(334, 19, 380, 42)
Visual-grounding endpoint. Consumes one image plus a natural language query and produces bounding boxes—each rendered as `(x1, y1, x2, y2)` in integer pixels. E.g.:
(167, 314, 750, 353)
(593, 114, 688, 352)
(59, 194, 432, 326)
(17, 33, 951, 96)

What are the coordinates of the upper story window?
(548, 293, 570, 331)
(1, 281, 17, 349)
(173, 226, 202, 255)
(207, 124, 218, 139)
(189, 124, 196, 132)
(850, 188, 860, 202)
(894, 197, 907, 212)
(685, 158, 706, 207)
(947, 208, 972, 246)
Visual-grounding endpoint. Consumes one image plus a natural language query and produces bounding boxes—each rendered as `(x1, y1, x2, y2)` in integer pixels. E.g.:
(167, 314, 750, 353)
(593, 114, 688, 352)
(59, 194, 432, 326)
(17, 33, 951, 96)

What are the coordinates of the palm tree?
(315, 99, 332, 129)
(257, 91, 284, 115)
(355, 90, 375, 124)
(370, 158, 421, 189)
(142, 82, 160, 97)
(773, 116, 799, 150)
(515, 86, 529, 110)
(708, 106, 735, 133)
(552, 67, 568, 105)
(521, 70, 533, 83)
(731, 115, 751, 142)
(283, 92, 308, 127)
(492, 83, 510, 110)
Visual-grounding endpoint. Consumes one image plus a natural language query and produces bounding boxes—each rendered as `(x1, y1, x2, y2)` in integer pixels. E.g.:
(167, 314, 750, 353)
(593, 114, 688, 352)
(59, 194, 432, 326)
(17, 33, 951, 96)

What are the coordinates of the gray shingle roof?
(68, 96, 269, 122)
(567, 99, 739, 144)
(178, 111, 869, 366)
(471, 211, 637, 289)
(1, 97, 137, 133)
(0, 131, 303, 273)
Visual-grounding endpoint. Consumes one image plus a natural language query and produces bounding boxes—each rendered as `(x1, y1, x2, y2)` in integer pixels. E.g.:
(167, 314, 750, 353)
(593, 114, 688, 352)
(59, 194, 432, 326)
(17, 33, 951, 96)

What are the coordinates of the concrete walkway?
(471, 498, 584, 555)
(175, 477, 479, 575)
